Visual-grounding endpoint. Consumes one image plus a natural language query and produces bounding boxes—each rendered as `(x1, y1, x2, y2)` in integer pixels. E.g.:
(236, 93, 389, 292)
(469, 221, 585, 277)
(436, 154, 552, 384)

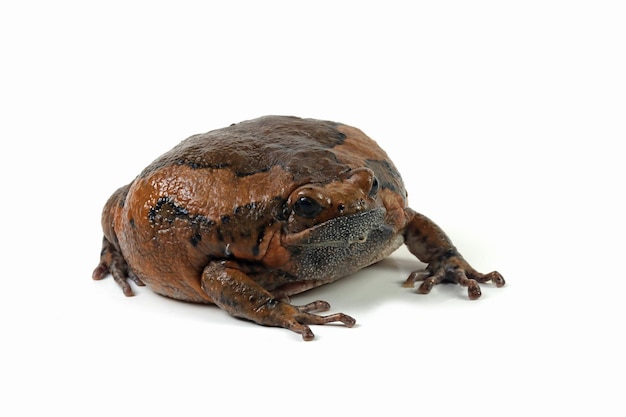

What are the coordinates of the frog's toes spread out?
(403, 249, 505, 300)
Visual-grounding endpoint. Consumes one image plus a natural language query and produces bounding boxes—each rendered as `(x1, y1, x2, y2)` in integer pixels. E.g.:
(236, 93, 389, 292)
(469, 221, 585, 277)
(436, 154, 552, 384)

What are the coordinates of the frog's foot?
(92, 236, 144, 297)
(403, 250, 505, 300)
(201, 262, 355, 341)
(262, 300, 356, 341)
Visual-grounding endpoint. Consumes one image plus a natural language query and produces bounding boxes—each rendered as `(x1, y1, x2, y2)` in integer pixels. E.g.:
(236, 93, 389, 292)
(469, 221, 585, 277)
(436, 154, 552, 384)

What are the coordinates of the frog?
(92, 115, 505, 340)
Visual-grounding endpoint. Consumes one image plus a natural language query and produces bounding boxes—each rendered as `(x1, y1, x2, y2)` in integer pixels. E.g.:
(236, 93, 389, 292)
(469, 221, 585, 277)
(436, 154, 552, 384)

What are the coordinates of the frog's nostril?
(349, 234, 368, 245)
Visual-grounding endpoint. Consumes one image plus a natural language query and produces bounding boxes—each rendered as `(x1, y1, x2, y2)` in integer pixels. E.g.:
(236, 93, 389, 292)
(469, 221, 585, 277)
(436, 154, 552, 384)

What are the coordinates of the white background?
(2, 1, 625, 416)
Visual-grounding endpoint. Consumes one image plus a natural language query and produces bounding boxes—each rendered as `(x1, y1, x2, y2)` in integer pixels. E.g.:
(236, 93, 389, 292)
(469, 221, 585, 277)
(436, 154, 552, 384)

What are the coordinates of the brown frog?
(93, 116, 504, 340)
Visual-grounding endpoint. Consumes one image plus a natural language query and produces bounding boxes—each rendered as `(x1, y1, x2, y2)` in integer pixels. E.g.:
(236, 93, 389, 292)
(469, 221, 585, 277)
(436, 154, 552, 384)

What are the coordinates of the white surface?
(2, 1, 625, 416)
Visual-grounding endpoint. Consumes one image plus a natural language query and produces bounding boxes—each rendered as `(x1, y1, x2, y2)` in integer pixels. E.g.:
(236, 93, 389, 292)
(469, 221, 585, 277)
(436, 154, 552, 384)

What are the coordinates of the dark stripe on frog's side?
(138, 116, 349, 183)
(148, 196, 190, 225)
(148, 195, 285, 253)
(148, 197, 218, 246)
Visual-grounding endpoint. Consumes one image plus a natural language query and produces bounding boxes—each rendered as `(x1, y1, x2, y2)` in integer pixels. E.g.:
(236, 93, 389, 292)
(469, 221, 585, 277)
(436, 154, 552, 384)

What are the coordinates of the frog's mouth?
(282, 207, 392, 248)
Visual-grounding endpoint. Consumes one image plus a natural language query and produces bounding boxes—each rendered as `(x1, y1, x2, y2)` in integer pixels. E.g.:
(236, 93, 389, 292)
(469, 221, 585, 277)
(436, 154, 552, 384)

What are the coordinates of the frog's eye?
(369, 176, 379, 198)
(293, 196, 322, 218)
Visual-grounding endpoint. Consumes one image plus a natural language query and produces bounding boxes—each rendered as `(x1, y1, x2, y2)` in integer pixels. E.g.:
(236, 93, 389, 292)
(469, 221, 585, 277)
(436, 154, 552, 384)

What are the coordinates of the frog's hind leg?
(92, 236, 144, 296)
(200, 261, 355, 341)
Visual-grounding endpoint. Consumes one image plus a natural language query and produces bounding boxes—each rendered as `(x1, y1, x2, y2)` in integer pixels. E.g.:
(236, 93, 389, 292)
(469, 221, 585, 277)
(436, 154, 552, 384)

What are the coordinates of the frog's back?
(140, 116, 349, 182)
(139, 116, 405, 194)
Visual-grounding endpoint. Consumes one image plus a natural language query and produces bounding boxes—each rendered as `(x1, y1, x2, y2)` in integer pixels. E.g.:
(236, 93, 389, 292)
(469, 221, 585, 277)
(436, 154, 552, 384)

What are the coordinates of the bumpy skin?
(93, 116, 504, 340)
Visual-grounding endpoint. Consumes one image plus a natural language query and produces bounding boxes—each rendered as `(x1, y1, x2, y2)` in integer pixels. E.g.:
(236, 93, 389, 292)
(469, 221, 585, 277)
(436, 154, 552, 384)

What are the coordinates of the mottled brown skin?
(93, 116, 505, 340)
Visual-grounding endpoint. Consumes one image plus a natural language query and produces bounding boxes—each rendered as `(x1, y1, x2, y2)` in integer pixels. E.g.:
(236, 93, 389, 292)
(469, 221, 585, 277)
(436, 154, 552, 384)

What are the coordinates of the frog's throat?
(281, 207, 390, 248)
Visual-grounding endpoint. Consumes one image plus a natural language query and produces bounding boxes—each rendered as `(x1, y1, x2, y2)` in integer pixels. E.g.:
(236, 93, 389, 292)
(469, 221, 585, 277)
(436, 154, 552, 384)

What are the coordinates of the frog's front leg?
(200, 261, 356, 340)
(402, 208, 505, 299)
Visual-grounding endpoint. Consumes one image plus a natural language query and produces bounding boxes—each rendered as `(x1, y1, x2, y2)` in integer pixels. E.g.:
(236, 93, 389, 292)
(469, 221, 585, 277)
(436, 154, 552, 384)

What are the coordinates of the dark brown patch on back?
(139, 116, 349, 183)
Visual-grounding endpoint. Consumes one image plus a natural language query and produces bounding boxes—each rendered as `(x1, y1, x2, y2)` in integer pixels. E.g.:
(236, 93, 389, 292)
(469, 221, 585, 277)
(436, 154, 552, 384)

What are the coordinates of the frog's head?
(281, 167, 390, 247)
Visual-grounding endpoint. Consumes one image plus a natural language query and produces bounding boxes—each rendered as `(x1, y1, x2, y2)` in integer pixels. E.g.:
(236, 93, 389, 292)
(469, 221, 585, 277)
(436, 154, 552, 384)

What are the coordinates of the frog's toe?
(296, 300, 331, 313)
(450, 268, 483, 300)
(479, 270, 505, 287)
(295, 305, 356, 329)
(91, 262, 109, 281)
(288, 303, 356, 341)
(265, 301, 355, 341)
(403, 270, 433, 290)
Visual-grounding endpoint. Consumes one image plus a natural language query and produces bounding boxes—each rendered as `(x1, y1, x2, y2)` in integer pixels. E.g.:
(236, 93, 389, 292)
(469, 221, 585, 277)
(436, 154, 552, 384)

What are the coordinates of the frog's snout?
(283, 207, 387, 248)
